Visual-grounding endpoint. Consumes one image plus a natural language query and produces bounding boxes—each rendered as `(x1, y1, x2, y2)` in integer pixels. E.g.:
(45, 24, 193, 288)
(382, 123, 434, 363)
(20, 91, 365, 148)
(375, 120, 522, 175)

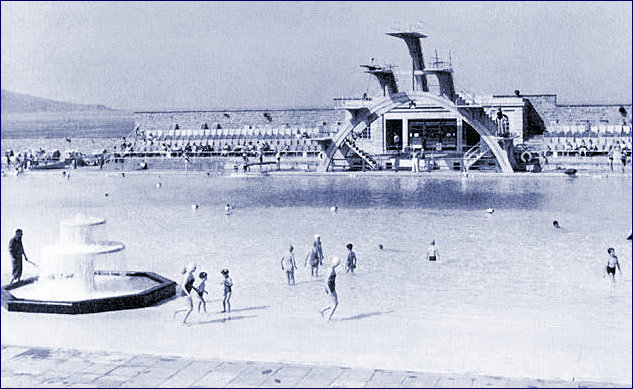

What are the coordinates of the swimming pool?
(1, 171, 631, 383)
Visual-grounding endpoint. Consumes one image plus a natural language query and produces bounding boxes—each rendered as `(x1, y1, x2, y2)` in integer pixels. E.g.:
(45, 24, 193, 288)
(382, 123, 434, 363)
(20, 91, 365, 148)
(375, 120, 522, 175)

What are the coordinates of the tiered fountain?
(1, 215, 175, 314)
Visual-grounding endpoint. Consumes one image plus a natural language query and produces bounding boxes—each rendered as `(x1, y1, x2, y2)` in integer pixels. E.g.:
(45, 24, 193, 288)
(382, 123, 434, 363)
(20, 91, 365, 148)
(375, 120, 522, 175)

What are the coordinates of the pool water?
(1, 171, 631, 382)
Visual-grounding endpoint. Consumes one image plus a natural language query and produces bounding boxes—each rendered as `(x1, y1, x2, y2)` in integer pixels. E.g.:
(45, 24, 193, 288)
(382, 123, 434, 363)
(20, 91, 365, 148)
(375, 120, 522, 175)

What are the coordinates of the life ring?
(520, 151, 531, 163)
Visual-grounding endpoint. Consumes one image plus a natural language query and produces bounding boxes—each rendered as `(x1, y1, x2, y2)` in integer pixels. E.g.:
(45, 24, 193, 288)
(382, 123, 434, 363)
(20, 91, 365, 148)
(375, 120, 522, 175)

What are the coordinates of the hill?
(1, 90, 134, 139)
(1, 89, 116, 113)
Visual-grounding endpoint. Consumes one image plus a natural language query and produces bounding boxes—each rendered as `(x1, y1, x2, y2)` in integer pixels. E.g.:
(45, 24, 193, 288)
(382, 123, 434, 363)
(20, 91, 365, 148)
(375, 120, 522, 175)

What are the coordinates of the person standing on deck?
(9, 229, 35, 284)
(276, 150, 282, 170)
(411, 150, 419, 173)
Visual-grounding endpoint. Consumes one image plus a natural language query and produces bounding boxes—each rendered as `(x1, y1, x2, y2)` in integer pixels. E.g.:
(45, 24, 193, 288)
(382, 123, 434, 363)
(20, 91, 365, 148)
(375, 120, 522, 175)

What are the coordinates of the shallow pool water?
(2, 171, 631, 382)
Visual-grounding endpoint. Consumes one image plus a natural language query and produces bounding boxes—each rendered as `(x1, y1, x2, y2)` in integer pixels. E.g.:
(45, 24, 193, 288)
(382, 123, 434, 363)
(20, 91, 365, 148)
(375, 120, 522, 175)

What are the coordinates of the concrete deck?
(1, 344, 627, 388)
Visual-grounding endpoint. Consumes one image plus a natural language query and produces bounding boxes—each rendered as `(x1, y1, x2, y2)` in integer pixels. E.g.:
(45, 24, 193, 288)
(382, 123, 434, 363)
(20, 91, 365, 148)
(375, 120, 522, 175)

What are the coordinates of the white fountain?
(37, 215, 125, 298)
(3, 215, 176, 313)
(10, 215, 146, 302)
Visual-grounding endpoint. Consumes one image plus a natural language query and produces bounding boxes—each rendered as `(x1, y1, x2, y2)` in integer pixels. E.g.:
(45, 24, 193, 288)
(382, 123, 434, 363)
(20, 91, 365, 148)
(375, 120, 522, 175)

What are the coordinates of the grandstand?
(128, 108, 347, 158)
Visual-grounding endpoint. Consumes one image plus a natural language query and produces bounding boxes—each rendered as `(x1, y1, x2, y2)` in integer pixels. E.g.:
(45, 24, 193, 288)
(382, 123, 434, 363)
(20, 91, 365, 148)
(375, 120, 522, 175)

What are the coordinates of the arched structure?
(317, 92, 514, 173)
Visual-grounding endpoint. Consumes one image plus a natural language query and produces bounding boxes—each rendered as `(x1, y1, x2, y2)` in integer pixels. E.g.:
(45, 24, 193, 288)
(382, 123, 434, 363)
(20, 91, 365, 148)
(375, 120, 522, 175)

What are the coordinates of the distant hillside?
(1, 89, 116, 113)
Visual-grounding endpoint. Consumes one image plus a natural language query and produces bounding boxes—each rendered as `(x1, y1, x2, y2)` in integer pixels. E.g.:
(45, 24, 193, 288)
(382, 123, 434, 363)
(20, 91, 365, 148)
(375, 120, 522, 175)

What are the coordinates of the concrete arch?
(318, 92, 513, 173)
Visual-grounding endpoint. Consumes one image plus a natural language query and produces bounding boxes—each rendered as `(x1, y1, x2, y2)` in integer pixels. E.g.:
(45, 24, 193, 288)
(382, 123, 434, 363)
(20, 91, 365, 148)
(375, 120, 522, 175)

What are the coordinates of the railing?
(463, 142, 492, 171)
(455, 88, 479, 105)
(333, 97, 374, 109)
(342, 138, 377, 169)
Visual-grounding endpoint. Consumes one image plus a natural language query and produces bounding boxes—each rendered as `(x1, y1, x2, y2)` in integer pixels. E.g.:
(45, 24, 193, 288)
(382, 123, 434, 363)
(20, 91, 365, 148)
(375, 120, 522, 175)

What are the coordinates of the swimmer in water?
(427, 240, 439, 261)
(605, 248, 621, 282)
(331, 205, 338, 215)
(320, 257, 340, 321)
(553, 220, 561, 229)
(225, 203, 232, 215)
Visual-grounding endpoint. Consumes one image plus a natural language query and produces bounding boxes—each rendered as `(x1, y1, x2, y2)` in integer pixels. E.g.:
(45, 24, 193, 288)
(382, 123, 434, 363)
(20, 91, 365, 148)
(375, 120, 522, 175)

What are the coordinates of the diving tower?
(386, 31, 429, 92)
(317, 29, 516, 174)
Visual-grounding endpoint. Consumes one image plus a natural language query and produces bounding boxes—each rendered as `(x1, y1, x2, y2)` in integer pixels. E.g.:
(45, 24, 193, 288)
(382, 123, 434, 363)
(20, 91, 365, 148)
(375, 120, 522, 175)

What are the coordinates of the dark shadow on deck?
(197, 314, 257, 325)
(338, 310, 395, 321)
(227, 305, 269, 313)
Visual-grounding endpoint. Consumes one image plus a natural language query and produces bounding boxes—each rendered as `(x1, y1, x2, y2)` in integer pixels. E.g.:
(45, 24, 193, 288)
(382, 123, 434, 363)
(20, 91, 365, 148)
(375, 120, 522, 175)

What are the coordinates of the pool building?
(131, 30, 632, 173)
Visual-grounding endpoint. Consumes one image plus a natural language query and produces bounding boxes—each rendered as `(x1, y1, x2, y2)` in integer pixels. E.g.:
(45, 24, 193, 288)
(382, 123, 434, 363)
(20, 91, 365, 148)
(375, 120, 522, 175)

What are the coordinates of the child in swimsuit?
(346, 243, 357, 273)
(320, 257, 340, 321)
(605, 248, 621, 282)
(220, 269, 233, 314)
(194, 272, 208, 313)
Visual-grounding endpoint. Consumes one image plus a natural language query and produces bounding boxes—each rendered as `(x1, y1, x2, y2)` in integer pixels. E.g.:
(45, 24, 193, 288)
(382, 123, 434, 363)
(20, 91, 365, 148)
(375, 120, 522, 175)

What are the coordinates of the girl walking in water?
(320, 257, 340, 321)
(174, 263, 196, 325)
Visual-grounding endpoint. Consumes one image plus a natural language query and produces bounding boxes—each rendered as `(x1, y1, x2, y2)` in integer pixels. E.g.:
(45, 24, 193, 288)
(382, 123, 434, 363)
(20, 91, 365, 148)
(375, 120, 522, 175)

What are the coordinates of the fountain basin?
(1, 271, 176, 314)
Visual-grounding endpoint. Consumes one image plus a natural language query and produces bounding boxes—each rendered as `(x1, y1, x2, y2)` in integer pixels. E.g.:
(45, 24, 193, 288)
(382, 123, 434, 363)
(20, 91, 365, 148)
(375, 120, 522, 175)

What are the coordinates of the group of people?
(6, 223, 626, 326)
(550, 221, 623, 282)
(176, 263, 233, 325)
(278, 236, 357, 321)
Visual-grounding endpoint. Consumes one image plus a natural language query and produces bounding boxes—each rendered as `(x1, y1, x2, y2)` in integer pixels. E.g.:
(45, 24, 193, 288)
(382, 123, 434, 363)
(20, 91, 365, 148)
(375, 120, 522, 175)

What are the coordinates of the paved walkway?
(1, 344, 627, 388)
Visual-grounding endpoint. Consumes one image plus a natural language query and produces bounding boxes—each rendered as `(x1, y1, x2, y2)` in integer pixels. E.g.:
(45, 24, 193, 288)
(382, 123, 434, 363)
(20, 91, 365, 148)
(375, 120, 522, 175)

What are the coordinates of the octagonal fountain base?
(1, 271, 176, 314)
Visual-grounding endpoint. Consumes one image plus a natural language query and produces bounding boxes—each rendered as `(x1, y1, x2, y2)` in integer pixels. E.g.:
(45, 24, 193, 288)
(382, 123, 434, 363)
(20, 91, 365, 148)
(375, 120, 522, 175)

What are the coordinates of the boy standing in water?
(281, 245, 297, 285)
(220, 269, 233, 314)
(605, 248, 621, 282)
(345, 243, 357, 273)
(194, 272, 208, 313)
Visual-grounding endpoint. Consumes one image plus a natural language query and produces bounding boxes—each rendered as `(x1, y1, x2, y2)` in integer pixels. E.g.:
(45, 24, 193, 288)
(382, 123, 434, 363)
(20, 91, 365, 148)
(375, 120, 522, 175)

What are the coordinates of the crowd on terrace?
(111, 126, 330, 158)
(543, 136, 631, 156)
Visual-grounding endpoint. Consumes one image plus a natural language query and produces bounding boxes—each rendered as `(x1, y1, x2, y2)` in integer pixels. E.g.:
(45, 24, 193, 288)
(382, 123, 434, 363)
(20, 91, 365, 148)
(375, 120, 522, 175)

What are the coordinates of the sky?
(1, 1, 631, 111)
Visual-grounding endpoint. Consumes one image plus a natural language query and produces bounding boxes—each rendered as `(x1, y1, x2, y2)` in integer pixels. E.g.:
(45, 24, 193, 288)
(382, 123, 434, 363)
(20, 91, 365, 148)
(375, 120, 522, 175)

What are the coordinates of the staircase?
(463, 141, 492, 171)
(342, 138, 377, 170)
(455, 92, 504, 136)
